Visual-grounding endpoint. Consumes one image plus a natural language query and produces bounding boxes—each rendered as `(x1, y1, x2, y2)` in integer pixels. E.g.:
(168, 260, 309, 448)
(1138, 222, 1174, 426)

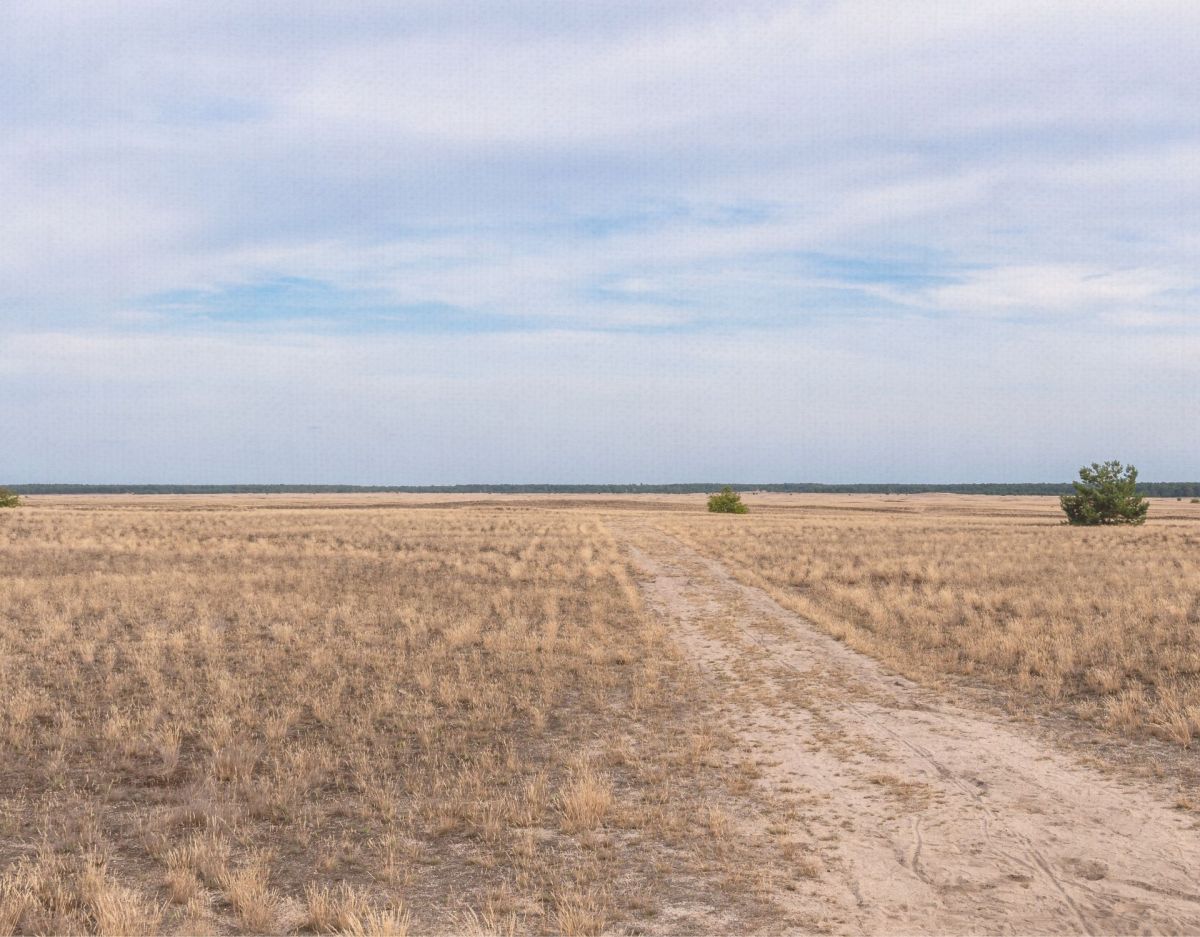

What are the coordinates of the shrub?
(0, 487, 20, 509)
(707, 486, 748, 514)
(1059, 461, 1148, 526)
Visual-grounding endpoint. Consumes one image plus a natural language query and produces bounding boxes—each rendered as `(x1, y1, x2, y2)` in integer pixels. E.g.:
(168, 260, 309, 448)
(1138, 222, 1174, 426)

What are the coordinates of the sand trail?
(616, 520, 1200, 936)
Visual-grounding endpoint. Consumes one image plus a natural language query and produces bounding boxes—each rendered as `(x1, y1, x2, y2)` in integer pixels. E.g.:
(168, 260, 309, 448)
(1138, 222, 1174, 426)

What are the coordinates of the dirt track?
(616, 520, 1200, 935)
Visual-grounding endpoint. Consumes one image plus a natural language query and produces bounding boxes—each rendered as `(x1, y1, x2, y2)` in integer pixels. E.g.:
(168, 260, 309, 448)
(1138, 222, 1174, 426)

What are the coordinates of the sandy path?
(615, 520, 1200, 936)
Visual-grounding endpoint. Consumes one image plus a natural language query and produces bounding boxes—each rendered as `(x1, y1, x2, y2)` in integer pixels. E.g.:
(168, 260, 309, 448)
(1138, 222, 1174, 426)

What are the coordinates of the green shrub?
(1059, 461, 1148, 526)
(0, 487, 19, 509)
(707, 486, 748, 514)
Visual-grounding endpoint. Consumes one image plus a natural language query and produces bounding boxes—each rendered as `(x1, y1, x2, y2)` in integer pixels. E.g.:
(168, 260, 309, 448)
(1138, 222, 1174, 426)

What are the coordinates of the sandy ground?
(615, 519, 1200, 936)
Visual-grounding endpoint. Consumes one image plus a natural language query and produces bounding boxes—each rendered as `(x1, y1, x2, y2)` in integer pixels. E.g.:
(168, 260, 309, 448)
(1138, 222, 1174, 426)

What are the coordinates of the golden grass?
(661, 495, 1200, 745)
(0, 500, 799, 934)
(556, 764, 614, 834)
(10, 490, 1183, 932)
(303, 881, 410, 936)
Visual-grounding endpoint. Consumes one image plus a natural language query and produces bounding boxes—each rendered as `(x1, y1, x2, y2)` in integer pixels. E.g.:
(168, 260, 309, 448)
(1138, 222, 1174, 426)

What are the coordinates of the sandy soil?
(615, 519, 1200, 936)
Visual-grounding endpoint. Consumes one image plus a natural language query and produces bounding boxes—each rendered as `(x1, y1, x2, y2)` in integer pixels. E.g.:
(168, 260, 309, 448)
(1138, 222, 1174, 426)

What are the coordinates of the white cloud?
(923, 265, 1196, 319)
(1, 1, 1198, 478)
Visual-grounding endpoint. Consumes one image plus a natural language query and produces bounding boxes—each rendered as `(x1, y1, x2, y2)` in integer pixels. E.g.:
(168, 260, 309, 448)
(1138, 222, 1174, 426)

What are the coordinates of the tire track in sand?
(616, 520, 1200, 936)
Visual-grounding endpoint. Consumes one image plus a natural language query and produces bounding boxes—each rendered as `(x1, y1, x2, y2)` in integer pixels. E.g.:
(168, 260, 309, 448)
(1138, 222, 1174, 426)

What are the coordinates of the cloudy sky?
(3, 2, 1197, 483)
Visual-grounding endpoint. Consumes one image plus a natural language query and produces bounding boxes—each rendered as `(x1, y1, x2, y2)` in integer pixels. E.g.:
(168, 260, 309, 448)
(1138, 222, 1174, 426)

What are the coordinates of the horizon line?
(7, 481, 1199, 492)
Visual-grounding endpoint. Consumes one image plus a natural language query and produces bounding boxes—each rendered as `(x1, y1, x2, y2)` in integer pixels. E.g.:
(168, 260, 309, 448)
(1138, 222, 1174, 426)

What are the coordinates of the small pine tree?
(707, 485, 748, 514)
(0, 487, 19, 508)
(1059, 461, 1148, 525)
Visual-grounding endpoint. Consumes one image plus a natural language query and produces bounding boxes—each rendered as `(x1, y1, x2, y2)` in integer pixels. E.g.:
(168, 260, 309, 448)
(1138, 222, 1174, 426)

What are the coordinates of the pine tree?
(1060, 461, 1148, 525)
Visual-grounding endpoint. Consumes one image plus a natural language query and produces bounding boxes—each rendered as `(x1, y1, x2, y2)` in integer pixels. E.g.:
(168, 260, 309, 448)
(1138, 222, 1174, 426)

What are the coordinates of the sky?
(2, 1, 1198, 484)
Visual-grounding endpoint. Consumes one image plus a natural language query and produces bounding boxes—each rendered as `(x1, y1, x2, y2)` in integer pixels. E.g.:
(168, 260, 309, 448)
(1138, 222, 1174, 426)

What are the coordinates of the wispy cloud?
(2, 1, 1198, 479)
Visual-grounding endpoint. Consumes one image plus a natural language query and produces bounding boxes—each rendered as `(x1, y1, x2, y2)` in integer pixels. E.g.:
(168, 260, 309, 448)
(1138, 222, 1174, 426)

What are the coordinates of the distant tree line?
(7, 481, 1200, 497)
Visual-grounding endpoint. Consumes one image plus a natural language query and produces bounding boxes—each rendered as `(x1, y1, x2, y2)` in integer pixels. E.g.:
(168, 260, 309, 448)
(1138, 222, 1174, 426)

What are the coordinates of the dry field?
(658, 493, 1200, 747)
(2, 492, 1199, 935)
(614, 498, 1200, 933)
(0, 499, 814, 936)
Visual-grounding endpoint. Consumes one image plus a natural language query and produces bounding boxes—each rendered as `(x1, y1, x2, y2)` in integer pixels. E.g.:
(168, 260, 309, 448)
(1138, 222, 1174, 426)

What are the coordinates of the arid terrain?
(1, 493, 1198, 935)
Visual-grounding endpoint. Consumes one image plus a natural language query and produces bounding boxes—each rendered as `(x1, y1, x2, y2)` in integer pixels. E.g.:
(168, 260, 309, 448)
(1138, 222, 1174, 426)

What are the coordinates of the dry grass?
(556, 764, 613, 834)
(304, 881, 409, 935)
(15, 490, 1178, 931)
(0, 499, 801, 934)
(661, 495, 1200, 745)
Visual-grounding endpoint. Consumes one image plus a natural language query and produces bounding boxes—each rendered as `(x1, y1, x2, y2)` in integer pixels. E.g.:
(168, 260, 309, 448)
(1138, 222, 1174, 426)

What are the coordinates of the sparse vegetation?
(0, 498, 806, 935)
(3, 491, 1197, 933)
(663, 493, 1200, 745)
(1060, 461, 1148, 525)
(708, 486, 748, 514)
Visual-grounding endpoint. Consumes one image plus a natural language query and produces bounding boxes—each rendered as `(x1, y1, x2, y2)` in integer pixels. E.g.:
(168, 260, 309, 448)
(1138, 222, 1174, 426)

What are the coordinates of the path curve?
(615, 520, 1200, 936)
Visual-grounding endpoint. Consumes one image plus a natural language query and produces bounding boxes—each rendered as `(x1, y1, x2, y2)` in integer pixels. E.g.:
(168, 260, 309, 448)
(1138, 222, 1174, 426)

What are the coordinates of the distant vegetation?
(9, 481, 1200, 497)
(0, 487, 20, 508)
(707, 486, 748, 514)
(1060, 461, 1148, 526)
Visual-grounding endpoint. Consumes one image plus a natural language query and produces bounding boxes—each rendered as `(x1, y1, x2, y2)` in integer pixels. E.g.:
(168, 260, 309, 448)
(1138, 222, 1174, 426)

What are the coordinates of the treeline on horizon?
(10, 482, 1200, 497)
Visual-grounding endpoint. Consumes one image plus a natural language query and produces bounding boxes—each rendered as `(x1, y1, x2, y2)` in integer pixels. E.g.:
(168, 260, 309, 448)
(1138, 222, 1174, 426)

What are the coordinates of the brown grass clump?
(219, 860, 278, 933)
(0, 498, 796, 934)
(662, 495, 1200, 744)
(0, 850, 163, 937)
(304, 882, 409, 935)
(551, 887, 608, 936)
(556, 764, 614, 833)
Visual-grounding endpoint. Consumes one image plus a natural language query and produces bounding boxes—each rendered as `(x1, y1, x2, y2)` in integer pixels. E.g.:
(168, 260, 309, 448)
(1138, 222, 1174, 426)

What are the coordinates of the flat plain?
(1, 493, 1198, 934)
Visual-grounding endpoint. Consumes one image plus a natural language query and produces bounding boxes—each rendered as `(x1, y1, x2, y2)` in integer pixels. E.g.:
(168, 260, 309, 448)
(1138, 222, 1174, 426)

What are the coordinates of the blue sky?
(2, 1, 1198, 483)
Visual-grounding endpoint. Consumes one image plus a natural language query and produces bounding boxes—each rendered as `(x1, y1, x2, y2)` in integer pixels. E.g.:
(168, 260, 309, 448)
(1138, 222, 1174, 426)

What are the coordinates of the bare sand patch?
(619, 519, 1200, 935)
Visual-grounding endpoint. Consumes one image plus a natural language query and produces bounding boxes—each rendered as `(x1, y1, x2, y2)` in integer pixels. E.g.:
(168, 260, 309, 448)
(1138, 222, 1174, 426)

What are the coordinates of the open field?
(1, 493, 1199, 934)
(0, 500, 813, 935)
(617, 514, 1200, 933)
(658, 493, 1200, 746)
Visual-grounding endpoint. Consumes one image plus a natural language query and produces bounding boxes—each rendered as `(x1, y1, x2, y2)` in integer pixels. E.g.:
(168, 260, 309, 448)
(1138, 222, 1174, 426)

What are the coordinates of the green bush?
(0, 487, 20, 509)
(707, 485, 748, 514)
(1059, 461, 1148, 525)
